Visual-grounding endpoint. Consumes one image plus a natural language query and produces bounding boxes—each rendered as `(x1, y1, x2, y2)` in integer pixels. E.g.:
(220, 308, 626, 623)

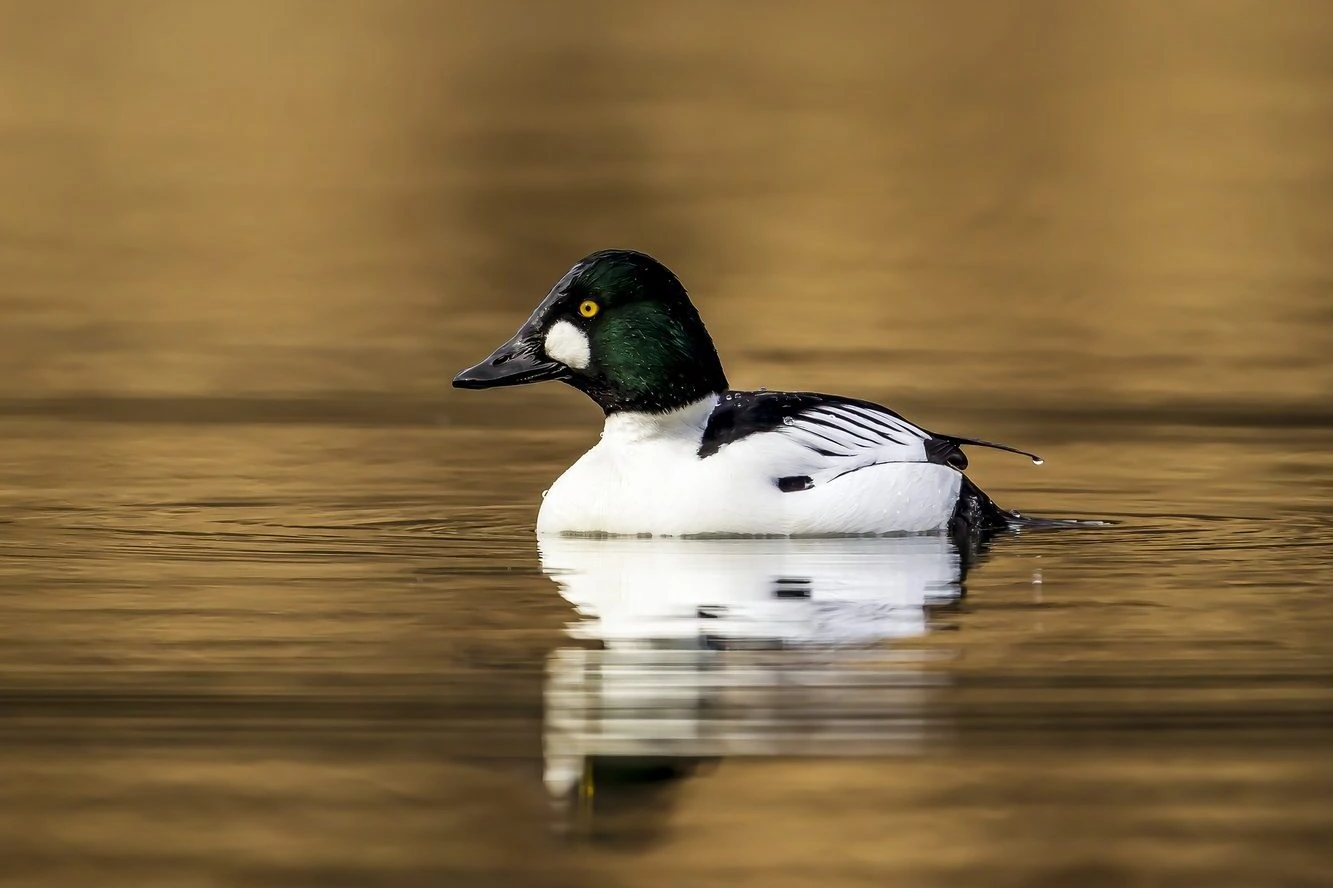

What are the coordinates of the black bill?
(452, 329, 567, 389)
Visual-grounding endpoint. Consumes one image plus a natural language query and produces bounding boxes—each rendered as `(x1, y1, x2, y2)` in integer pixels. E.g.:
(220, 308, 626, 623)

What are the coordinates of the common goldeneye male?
(454, 249, 1044, 536)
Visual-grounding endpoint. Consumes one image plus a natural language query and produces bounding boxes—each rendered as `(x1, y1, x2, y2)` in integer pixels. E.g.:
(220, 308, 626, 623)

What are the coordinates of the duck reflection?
(539, 533, 983, 830)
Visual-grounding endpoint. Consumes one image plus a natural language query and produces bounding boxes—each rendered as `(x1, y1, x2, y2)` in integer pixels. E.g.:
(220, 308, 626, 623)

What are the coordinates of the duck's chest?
(537, 433, 770, 535)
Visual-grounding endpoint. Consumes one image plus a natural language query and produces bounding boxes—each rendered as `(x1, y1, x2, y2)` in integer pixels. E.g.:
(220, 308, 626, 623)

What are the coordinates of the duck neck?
(601, 393, 720, 444)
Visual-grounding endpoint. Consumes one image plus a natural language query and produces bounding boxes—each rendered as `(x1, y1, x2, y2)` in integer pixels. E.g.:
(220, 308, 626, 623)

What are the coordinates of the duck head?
(452, 250, 728, 414)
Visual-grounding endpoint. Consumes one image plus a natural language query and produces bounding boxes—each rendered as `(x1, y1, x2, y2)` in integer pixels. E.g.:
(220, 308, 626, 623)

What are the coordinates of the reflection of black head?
(552, 756, 713, 847)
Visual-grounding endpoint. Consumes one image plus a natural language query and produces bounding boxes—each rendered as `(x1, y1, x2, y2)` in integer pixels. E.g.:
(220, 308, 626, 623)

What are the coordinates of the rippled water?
(2, 1, 1332, 885)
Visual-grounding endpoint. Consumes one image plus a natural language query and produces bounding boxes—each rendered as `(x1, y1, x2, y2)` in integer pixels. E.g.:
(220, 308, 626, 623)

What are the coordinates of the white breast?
(535, 397, 963, 536)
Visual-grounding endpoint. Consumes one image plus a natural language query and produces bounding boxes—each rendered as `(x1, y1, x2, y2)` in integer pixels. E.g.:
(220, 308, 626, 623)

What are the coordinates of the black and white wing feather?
(698, 390, 1040, 491)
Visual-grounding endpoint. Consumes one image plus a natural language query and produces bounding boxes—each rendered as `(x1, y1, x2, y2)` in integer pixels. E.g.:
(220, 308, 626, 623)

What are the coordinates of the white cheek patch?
(543, 320, 591, 370)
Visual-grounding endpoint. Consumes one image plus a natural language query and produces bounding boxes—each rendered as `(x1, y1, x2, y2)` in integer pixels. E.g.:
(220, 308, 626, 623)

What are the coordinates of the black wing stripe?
(814, 407, 905, 444)
(807, 408, 905, 445)
(842, 405, 927, 440)
(797, 415, 886, 447)
(785, 421, 853, 447)
(786, 428, 859, 455)
(838, 405, 924, 440)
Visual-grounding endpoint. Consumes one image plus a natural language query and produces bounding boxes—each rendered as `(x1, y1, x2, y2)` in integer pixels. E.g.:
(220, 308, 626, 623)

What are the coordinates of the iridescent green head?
(454, 250, 728, 414)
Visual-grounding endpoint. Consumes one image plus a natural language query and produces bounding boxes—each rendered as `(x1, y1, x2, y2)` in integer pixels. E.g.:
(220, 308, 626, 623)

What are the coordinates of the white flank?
(543, 320, 591, 370)
(535, 393, 963, 536)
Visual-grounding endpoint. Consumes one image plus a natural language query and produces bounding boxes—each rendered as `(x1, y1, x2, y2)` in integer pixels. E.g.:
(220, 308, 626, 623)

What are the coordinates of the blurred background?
(0, 1, 1330, 886)
(3, 0, 1329, 410)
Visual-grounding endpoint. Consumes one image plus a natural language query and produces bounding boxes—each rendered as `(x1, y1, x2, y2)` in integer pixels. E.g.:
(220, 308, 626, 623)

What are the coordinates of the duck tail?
(949, 475, 1013, 535)
(950, 475, 1107, 536)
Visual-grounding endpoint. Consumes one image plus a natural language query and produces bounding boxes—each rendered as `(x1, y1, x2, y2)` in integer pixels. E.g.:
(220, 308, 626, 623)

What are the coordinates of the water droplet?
(724, 393, 733, 401)
(782, 416, 795, 426)
(541, 488, 550, 499)
(1031, 457, 1044, 466)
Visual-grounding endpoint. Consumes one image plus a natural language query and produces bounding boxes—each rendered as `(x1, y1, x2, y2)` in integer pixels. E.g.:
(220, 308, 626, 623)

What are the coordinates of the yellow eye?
(578, 300, 600, 318)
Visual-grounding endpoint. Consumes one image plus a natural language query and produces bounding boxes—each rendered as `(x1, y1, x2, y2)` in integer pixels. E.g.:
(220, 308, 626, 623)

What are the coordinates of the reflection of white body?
(540, 534, 962, 647)
(539, 536, 962, 798)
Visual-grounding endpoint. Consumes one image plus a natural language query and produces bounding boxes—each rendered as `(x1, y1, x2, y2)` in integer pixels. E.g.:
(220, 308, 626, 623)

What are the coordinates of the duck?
(453, 249, 1046, 537)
